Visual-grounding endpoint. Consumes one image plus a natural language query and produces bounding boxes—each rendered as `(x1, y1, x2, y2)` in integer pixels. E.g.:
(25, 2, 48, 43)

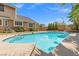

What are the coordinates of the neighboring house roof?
(16, 15, 38, 24)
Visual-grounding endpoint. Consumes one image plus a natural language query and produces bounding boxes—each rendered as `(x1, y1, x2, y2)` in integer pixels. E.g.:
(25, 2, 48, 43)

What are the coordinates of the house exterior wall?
(0, 4, 16, 19)
(0, 26, 4, 32)
(0, 3, 16, 32)
(0, 3, 38, 32)
(23, 22, 28, 31)
(23, 22, 36, 31)
(8, 20, 14, 28)
(16, 15, 39, 31)
(34, 23, 39, 31)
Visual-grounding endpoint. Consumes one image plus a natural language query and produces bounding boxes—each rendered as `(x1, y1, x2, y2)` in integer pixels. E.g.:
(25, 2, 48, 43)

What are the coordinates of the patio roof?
(0, 16, 10, 19)
(16, 15, 38, 24)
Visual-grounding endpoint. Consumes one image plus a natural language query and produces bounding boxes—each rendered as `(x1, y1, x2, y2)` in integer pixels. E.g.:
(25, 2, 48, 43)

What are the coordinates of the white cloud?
(48, 7, 58, 10)
(14, 3, 24, 8)
(60, 8, 71, 13)
(27, 3, 43, 9)
(49, 18, 73, 25)
(47, 7, 71, 13)
(49, 18, 64, 23)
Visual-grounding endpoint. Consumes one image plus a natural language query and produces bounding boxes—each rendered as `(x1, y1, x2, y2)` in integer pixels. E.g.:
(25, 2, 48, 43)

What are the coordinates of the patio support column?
(0, 18, 3, 26)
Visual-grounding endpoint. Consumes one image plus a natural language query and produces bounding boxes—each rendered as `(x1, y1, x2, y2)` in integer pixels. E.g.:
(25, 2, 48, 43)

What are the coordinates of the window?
(15, 21, 22, 26)
(0, 20, 2, 25)
(0, 4, 4, 11)
(29, 23, 33, 27)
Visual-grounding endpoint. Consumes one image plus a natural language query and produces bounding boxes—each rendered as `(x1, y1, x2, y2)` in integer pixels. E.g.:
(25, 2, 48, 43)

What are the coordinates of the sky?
(10, 3, 72, 25)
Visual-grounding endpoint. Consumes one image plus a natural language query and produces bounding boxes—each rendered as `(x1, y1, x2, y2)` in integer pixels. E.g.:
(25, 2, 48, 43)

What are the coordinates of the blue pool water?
(3, 32, 69, 53)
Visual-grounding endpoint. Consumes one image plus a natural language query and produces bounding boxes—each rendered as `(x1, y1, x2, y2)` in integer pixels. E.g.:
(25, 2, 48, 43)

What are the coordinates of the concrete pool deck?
(0, 32, 42, 56)
(0, 43, 35, 56)
(52, 33, 79, 56)
(0, 32, 79, 56)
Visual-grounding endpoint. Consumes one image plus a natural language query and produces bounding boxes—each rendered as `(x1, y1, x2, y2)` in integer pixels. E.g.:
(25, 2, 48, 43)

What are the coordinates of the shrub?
(2, 28, 14, 33)
(13, 26, 25, 32)
(29, 28, 35, 31)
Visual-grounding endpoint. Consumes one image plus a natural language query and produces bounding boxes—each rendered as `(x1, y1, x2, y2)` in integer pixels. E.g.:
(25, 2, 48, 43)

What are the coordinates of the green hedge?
(13, 26, 25, 32)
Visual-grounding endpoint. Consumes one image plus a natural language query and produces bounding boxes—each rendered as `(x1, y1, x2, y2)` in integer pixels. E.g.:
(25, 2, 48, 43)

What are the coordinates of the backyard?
(0, 3, 79, 56)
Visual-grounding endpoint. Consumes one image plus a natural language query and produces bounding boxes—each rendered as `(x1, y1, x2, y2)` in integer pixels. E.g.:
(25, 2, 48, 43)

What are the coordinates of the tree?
(62, 3, 79, 30)
(57, 22, 66, 30)
(48, 23, 53, 30)
(51, 22, 57, 30)
(48, 22, 58, 30)
(68, 4, 79, 30)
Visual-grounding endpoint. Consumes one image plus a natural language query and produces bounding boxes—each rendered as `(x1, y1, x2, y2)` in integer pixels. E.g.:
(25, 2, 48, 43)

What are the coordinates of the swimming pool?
(3, 32, 69, 53)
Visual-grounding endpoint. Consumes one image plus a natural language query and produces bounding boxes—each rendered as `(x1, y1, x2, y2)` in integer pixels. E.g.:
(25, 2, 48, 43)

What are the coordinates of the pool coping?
(2, 31, 69, 54)
(2, 31, 69, 43)
(0, 31, 70, 55)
